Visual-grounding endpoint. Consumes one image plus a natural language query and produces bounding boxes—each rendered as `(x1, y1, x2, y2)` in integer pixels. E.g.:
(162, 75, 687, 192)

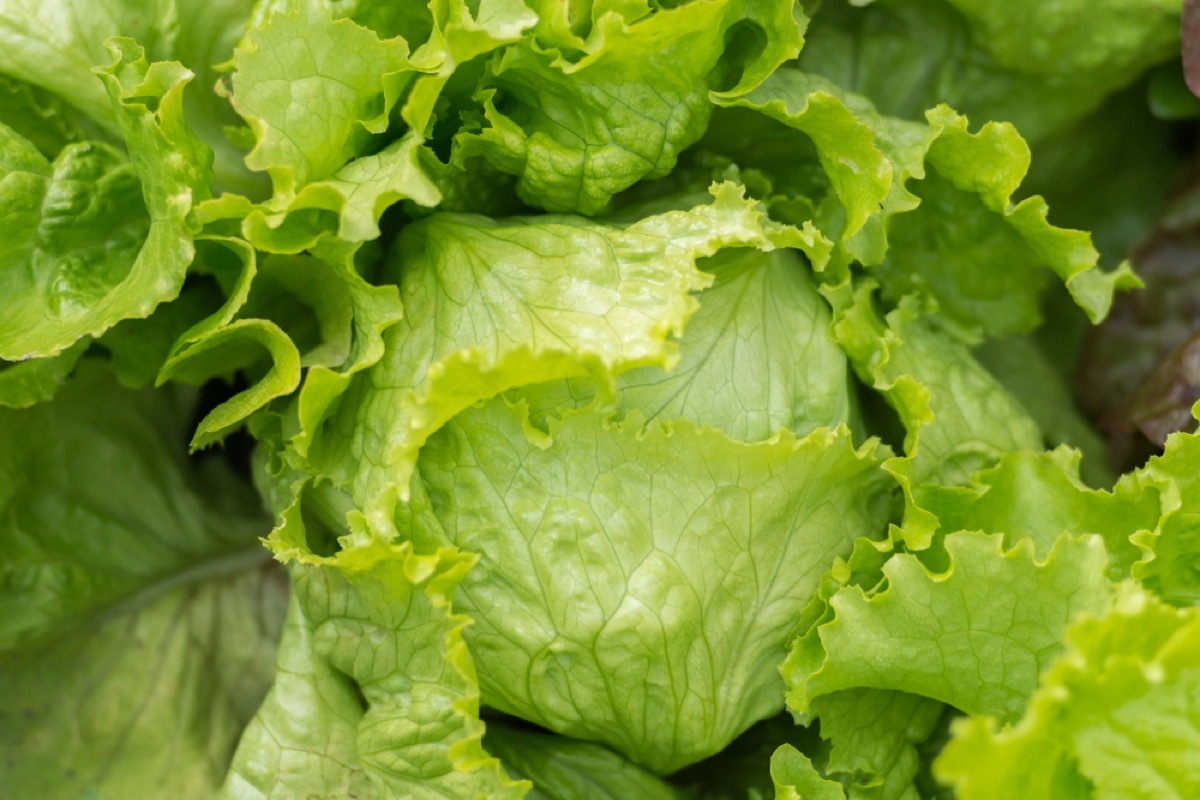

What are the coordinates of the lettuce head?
(2, 0, 1198, 798)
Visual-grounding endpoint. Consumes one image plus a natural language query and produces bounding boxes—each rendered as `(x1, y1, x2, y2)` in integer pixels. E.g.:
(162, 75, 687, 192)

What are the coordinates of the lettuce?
(2, 0, 1197, 797)
(938, 584, 1200, 800)
(0, 362, 286, 799)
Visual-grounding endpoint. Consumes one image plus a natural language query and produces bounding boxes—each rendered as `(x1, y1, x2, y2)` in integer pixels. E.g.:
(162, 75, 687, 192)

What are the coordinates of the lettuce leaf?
(916, 448, 1156, 572)
(0, 362, 286, 799)
(798, 0, 1178, 145)
(518, 246, 855, 442)
(715, 69, 1138, 336)
(0, 339, 88, 408)
(785, 532, 1112, 724)
(1128, 428, 1200, 605)
(221, 525, 527, 800)
(485, 719, 685, 800)
(415, 397, 892, 773)
(456, 0, 805, 214)
(300, 184, 806, 510)
(937, 584, 1200, 800)
(770, 745, 847, 800)
(0, 41, 210, 361)
(810, 689, 946, 800)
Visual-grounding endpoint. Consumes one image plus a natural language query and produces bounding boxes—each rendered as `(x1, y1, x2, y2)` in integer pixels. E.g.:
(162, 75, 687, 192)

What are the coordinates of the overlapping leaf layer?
(2, 0, 1196, 797)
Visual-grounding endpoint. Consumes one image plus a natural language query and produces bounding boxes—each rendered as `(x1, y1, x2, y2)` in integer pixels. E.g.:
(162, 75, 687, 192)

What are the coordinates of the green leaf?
(229, 10, 413, 197)
(286, 255, 408, 461)
(301, 184, 805, 510)
(973, 335, 1114, 487)
(154, 234, 405, 449)
(414, 396, 892, 773)
(455, 0, 805, 214)
(401, 0, 538, 134)
(0, 339, 88, 408)
(244, 0, 433, 43)
(942, 0, 1178, 82)
(770, 745, 847, 800)
(221, 513, 528, 800)
(798, 0, 1177, 145)
(155, 238, 301, 448)
(711, 71, 893, 247)
(238, 252, 399, 372)
(1, 0, 259, 190)
(0, 126, 140, 358)
(714, 70, 1130, 336)
(916, 447, 1156, 576)
(485, 719, 685, 800)
(0, 361, 287, 799)
(0, 74, 105, 157)
(936, 584, 1200, 800)
(0, 0, 177, 128)
(519, 246, 854, 442)
(1147, 60, 1200, 119)
(1128, 429, 1200, 605)
(203, 8, 463, 256)
(163, 318, 301, 448)
(832, 285, 1042, 547)
(671, 713, 820, 800)
(0, 40, 211, 361)
(810, 689, 945, 800)
(784, 531, 1112, 725)
(199, 132, 442, 262)
(172, 0, 262, 195)
(244, 0, 537, 121)
(878, 105, 1137, 334)
(1022, 84, 1182, 267)
(97, 278, 227, 388)
(235, 133, 442, 254)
